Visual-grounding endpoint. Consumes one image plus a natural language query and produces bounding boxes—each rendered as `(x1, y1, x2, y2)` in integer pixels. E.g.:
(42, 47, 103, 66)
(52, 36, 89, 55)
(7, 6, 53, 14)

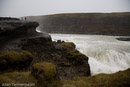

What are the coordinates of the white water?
(50, 34, 130, 75)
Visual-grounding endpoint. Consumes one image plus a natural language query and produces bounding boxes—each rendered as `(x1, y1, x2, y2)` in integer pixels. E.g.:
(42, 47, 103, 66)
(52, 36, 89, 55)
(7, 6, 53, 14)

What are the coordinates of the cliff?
(0, 17, 40, 51)
(0, 17, 90, 87)
(27, 12, 130, 36)
(0, 18, 39, 36)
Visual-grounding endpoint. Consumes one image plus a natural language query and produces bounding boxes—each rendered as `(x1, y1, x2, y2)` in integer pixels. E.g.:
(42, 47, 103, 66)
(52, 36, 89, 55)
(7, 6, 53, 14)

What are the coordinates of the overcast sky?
(0, 0, 130, 17)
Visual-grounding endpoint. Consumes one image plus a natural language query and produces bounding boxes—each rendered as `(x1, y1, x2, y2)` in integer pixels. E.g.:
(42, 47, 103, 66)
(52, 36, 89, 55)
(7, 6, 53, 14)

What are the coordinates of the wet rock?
(57, 40, 61, 43)
(116, 38, 130, 41)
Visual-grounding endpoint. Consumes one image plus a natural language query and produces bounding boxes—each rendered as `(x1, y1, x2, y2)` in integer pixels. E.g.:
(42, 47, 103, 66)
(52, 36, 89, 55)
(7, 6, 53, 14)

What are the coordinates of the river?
(50, 34, 130, 75)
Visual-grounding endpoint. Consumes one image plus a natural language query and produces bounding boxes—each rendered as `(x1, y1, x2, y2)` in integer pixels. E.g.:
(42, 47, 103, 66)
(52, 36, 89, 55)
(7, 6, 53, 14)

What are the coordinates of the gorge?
(26, 12, 130, 75)
(0, 15, 130, 87)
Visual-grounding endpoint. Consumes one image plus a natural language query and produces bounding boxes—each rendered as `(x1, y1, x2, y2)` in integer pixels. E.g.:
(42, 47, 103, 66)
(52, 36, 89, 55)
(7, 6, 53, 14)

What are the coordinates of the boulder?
(32, 62, 62, 87)
(0, 51, 34, 71)
(32, 62, 57, 80)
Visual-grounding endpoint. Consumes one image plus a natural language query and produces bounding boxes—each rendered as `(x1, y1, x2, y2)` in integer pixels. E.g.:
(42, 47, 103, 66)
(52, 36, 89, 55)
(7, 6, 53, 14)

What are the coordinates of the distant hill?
(26, 12, 130, 36)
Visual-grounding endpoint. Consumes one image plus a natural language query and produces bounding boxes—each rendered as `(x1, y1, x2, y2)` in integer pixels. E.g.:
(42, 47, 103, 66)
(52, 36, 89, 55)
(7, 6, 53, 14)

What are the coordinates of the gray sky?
(0, 0, 130, 17)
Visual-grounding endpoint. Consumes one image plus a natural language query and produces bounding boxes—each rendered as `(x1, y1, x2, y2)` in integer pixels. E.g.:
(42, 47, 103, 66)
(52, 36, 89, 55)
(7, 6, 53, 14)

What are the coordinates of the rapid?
(50, 34, 130, 75)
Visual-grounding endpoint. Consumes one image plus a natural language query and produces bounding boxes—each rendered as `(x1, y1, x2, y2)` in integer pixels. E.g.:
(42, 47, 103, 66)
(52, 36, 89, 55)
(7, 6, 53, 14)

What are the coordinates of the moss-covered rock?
(67, 52, 88, 66)
(0, 51, 34, 71)
(61, 42, 88, 61)
(32, 62, 63, 87)
(68, 52, 88, 61)
(0, 72, 37, 87)
(32, 62, 56, 80)
(61, 42, 76, 49)
(61, 42, 88, 66)
(63, 68, 130, 87)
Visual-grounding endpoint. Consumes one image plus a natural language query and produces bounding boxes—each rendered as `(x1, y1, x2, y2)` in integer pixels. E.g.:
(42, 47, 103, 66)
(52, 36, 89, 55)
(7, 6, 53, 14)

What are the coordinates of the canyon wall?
(27, 12, 130, 36)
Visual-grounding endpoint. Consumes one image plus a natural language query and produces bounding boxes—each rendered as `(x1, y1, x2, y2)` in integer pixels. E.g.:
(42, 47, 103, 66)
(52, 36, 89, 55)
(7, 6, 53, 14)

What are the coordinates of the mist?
(0, 0, 130, 17)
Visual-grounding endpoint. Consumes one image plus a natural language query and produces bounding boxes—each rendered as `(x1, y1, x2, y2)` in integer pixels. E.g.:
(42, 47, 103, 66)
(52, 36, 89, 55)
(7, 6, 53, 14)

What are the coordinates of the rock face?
(0, 17, 90, 81)
(27, 12, 130, 36)
(0, 17, 41, 51)
(21, 38, 90, 80)
(0, 19, 39, 36)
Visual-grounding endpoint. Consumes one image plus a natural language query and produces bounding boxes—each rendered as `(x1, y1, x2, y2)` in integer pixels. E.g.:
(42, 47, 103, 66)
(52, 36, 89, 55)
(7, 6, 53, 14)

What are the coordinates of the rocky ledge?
(0, 17, 90, 87)
(0, 18, 39, 36)
(0, 17, 45, 51)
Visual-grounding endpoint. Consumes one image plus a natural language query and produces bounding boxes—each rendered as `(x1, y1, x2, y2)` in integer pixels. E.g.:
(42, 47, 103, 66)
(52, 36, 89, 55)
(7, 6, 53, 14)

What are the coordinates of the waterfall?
(50, 34, 130, 75)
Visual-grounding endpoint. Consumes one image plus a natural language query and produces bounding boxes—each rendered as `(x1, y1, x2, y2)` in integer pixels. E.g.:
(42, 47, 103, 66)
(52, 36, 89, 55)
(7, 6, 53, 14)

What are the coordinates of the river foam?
(50, 34, 130, 75)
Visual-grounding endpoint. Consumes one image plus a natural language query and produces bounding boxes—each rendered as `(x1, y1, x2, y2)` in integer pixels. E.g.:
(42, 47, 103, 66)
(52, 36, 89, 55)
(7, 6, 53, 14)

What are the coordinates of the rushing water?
(50, 34, 130, 75)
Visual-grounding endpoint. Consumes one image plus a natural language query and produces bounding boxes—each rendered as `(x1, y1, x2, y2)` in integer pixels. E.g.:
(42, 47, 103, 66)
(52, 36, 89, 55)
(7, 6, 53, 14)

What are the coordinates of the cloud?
(0, 0, 130, 17)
